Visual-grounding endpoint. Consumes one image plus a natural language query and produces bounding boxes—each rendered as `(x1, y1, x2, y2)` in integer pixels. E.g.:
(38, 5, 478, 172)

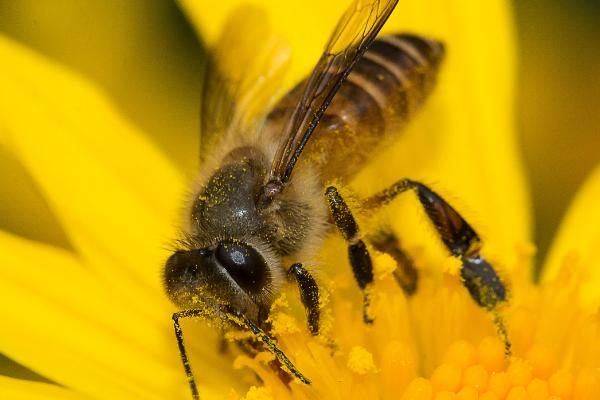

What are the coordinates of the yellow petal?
(0, 231, 176, 399)
(0, 36, 245, 398)
(0, 229, 241, 399)
(180, 0, 530, 271)
(0, 376, 87, 400)
(0, 35, 184, 299)
(0, 2, 204, 173)
(0, 230, 169, 353)
(542, 163, 600, 310)
(0, 143, 72, 249)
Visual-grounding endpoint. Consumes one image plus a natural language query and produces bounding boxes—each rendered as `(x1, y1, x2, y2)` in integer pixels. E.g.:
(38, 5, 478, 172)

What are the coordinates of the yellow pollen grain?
(242, 386, 273, 400)
(477, 336, 506, 372)
(527, 378, 549, 400)
(548, 370, 573, 398)
(443, 340, 477, 369)
(270, 312, 300, 335)
(526, 344, 557, 379)
(463, 365, 489, 391)
(431, 363, 462, 392)
(488, 372, 511, 398)
(347, 346, 377, 375)
(270, 293, 289, 309)
(401, 378, 433, 400)
(507, 359, 533, 386)
(456, 386, 478, 400)
(374, 253, 397, 280)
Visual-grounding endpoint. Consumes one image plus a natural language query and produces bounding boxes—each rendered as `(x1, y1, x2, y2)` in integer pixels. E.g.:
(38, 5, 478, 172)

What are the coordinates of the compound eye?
(215, 240, 269, 293)
(163, 249, 212, 307)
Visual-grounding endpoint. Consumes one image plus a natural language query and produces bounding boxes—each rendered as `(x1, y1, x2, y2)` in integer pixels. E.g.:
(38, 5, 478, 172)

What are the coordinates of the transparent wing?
(199, 56, 232, 160)
(268, 0, 399, 184)
(199, 6, 290, 161)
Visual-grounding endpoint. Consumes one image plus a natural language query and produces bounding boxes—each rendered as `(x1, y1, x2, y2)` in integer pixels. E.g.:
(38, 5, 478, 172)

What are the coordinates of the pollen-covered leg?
(288, 263, 320, 336)
(370, 230, 419, 296)
(325, 186, 374, 324)
(225, 309, 311, 384)
(364, 179, 510, 353)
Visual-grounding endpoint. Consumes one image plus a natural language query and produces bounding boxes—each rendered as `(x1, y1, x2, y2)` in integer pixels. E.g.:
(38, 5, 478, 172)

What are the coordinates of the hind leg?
(364, 179, 511, 354)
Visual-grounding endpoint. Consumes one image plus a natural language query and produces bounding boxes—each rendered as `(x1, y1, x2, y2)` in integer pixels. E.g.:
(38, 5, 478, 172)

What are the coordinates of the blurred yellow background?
(514, 0, 600, 262)
(0, 0, 598, 379)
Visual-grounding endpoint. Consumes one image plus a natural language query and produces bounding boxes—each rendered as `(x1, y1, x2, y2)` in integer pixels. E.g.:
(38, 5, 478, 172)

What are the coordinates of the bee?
(163, 0, 508, 398)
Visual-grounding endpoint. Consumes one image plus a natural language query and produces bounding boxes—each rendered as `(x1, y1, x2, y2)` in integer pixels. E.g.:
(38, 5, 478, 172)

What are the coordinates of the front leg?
(172, 307, 311, 400)
(325, 186, 374, 324)
(224, 309, 311, 384)
(288, 263, 320, 335)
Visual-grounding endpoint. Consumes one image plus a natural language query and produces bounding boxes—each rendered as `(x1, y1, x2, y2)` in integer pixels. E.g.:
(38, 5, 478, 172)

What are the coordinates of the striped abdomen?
(265, 34, 445, 183)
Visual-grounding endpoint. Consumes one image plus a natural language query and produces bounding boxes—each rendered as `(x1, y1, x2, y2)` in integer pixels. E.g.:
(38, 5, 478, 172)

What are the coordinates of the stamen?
(506, 359, 533, 387)
(346, 346, 377, 374)
(235, 246, 600, 399)
(402, 378, 433, 399)
(487, 371, 511, 398)
(525, 344, 557, 378)
(431, 363, 462, 392)
(442, 340, 476, 368)
(526, 378, 549, 399)
(462, 365, 489, 391)
(477, 337, 507, 372)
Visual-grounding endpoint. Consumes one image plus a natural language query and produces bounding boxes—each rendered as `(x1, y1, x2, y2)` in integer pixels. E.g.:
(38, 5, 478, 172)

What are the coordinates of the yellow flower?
(1, 1, 599, 400)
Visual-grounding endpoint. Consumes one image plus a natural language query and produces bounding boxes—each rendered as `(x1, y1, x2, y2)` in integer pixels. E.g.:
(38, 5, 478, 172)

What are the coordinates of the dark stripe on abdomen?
(359, 34, 445, 117)
(265, 33, 445, 183)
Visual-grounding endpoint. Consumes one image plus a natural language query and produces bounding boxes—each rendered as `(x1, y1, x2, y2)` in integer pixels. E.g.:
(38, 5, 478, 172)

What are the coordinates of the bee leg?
(364, 179, 511, 354)
(224, 308, 311, 384)
(288, 263, 320, 336)
(172, 310, 202, 400)
(173, 308, 311, 395)
(325, 186, 374, 324)
(369, 230, 419, 296)
(363, 179, 507, 306)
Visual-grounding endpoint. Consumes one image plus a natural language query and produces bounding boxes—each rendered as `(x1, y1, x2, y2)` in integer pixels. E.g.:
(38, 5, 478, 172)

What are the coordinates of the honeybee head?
(163, 239, 277, 322)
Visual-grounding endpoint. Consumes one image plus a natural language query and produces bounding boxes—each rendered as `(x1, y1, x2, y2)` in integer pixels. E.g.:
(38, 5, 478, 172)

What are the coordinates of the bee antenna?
(258, 179, 284, 206)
